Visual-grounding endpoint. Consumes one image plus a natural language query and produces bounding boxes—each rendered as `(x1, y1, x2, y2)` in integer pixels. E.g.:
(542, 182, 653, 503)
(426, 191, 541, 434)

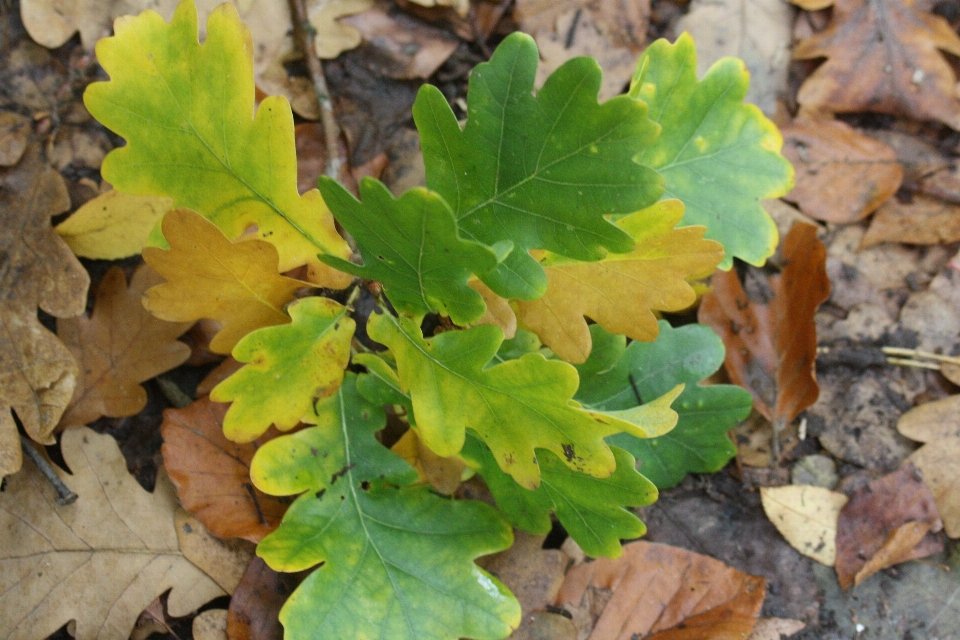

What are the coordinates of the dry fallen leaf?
(794, 0, 960, 129)
(699, 223, 830, 444)
(142, 209, 310, 354)
(227, 557, 309, 640)
(781, 117, 903, 223)
(479, 531, 569, 622)
(0, 111, 30, 167)
(760, 485, 849, 565)
(404, 0, 470, 16)
(57, 265, 192, 430)
(174, 510, 255, 593)
(555, 540, 766, 640)
(747, 618, 806, 640)
(391, 428, 466, 495)
(897, 395, 960, 538)
(0, 427, 226, 640)
(161, 396, 294, 543)
(55, 190, 174, 260)
(0, 146, 89, 478)
(193, 610, 228, 640)
(834, 464, 944, 588)
(862, 165, 960, 247)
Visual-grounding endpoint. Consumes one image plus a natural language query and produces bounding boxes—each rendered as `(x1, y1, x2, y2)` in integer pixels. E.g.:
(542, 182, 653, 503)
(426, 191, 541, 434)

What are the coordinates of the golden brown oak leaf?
(794, 0, 960, 129)
(0, 427, 226, 640)
(161, 396, 294, 543)
(555, 541, 766, 640)
(516, 200, 723, 363)
(0, 145, 89, 478)
(143, 209, 310, 354)
(57, 265, 191, 430)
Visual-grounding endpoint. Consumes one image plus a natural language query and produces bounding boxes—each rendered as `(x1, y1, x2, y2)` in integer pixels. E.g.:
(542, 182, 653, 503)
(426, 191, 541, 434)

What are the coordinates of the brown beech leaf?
(835, 464, 943, 588)
(226, 557, 309, 640)
(781, 118, 903, 223)
(897, 395, 960, 538)
(0, 146, 89, 477)
(555, 541, 766, 640)
(862, 166, 960, 247)
(161, 397, 293, 543)
(794, 0, 960, 129)
(57, 266, 192, 430)
(698, 223, 830, 435)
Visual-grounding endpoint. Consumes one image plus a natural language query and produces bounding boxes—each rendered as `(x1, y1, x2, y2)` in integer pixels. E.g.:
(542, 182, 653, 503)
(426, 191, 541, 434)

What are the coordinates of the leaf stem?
(288, 0, 345, 180)
(20, 435, 78, 505)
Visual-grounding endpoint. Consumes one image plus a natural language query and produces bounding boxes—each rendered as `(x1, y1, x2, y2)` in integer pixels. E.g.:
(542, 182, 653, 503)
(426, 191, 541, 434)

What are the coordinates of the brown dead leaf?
(897, 395, 960, 537)
(0, 145, 89, 477)
(555, 541, 766, 640)
(747, 618, 806, 640)
(699, 223, 830, 438)
(794, 0, 960, 129)
(863, 165, 960, 247)
(479, 532, 569, 618)
(391, 428, 466, 495)
(835, 464, 943, 587)
(161, 396, 293, 543)
(57, 265, 191, 430)
(760, 485, 848, 565)
(227, 557, 309, 640)
(781, 118, 903, 223)
(193, 610, 228, 640)
(0, 427, 225, 640)
(0, 111, 30, 167)
(175, 510, 255, 593)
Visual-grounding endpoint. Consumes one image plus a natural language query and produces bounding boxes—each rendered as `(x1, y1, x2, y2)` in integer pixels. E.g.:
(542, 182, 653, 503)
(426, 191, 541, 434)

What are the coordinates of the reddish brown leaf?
(781, 117, 903, 223)
(555, 541, 766, 640)
(57, 265, 192, 429)
(161, 397, 293, 543)
(226, 557, 308, 640)
(794, 0, 960, 129)
(699, 223, 830, 435)
(835, 464, 943, 589)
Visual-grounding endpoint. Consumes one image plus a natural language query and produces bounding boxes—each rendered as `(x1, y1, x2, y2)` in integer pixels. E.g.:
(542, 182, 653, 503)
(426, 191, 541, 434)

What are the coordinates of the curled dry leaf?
(897, 394, 960, 537)
(760, 485, 848, 566)
(781, 118, 903, 223)
(0, 146, 89, 477)
(835, 464, 944, 588)
(161, 396, 294, 543)
(0, 428, 225, 640)
(699, 223, 830, 440)
(555, 541, 766, 640)
(57, 265, 192, 430)
(794, 0, 960, 129)
(55, 190, 174, 260)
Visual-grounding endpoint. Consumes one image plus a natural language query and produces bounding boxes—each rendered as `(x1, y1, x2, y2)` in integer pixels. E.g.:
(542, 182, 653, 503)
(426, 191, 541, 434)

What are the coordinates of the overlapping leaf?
(143, 209, 309, 354)
(318, 177, 502, 324)
(55, 190, 174, 260)
(414, 31, 663, 300)
(515, 200, 723, 363)
(462, 435, 656, 558)
(57, 265, 191, 429)
(250, 376, 521, 640)
(83, 0, 351, 286)
(368, 313, 679, 489)
(575, 323, 752, 488)
(629, 33, 793, 268)
(211, 297, 354, 442)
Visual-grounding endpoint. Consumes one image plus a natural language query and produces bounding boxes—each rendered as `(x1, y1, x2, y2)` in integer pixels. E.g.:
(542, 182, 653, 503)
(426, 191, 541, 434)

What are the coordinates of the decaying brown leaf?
(760, 485, 848, 565)
(555, 541, 766, 640)
(794, 0, 960, 129)
(391, 428, 466, 495)
(781, 118, 903, 223)
(479, 532, 570, 623)
(0, 427, 225, 640)
(862, 165, 960, 247)
(699, 223, 830, 445)
(174, 510, 255, 593)
(193, 610, 229, 640)
(897, 395, 960, 538)
(57, 265, 192, 430)
(227, 557, 309, 640)
(0, 111, 30, 167)
(161, 396, 293, 543)
(0, 146, 89, 478)
(835, 464, 943, 588)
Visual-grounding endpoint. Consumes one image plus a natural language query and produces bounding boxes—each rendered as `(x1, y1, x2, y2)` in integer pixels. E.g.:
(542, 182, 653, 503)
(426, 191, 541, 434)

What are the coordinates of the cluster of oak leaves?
(3, 0, 960, 638)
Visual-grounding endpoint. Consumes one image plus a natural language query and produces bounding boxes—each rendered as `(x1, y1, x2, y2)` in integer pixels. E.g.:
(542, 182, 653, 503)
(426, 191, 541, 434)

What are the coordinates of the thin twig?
(885, 357, 942, 370)
(882, 347, 960, 366)
(288, 0, 345, 179)
(20, 435, 77, 505)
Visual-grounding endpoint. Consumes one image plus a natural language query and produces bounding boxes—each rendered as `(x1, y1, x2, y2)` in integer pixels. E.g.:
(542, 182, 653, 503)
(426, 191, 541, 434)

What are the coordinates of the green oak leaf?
(367, 313, 678, 490)
(629, 33, 794, 269)
(461, 435, 656, 558)
(83, 1, 351, 287)
(318, 177, 506, 325)
(211, 297, 354, 443)
(576, 322, 752, 488)
(252, 375, 520, 640)
(414, 31, 664, 300)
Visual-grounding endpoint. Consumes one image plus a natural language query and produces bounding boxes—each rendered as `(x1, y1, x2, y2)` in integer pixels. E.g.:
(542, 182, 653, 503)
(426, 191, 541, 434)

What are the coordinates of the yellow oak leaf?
(516, 200, 724, 363)
(56, 190, 174, 260)
(142, 209, 310, 354)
